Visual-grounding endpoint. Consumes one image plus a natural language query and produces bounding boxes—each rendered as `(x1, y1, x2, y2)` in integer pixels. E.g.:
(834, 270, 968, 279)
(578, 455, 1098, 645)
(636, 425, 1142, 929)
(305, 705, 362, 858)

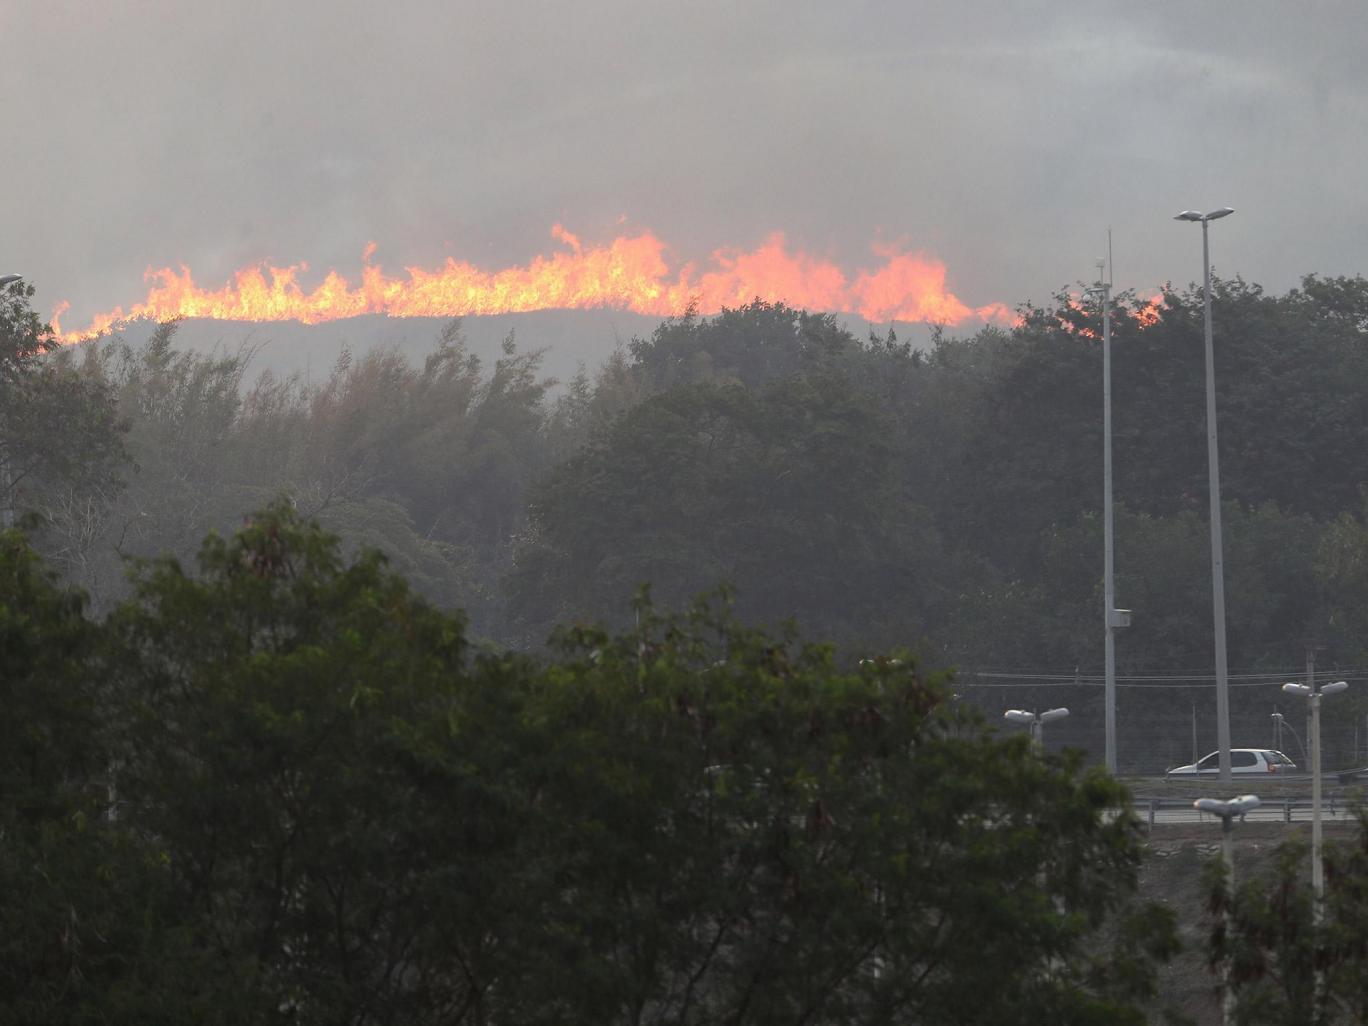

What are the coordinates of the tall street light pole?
(1175, 207, 1235, 783)
(1195, 794, 1261, 1026)
(1101, 264, 1117, 776)
(1282, 678, 1348, 923)
(1086, 247, 1129, 775)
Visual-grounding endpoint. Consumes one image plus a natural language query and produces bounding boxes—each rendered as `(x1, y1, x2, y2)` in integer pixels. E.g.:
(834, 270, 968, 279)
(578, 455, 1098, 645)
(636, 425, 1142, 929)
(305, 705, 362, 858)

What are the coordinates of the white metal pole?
(1311, 687, 1326, 1020)
(1201, 217, 1233, 784)
(1102, 274, 1117, 775)
(1221, 813, 1236, 1026)
(1312, 689, 1324, 919)
(1305, 650, 1315, 781)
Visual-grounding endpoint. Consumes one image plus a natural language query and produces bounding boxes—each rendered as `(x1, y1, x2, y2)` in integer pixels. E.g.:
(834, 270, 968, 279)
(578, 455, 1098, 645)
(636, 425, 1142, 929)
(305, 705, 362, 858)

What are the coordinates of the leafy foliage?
(1203, 814, 1368, 1025)
(0, 525, 187, 1024)
(12, 276, 1368, 770)
(510, 370, 954, 648)
(5, 506, 1179, 1023)
(0, 279, 126, 534)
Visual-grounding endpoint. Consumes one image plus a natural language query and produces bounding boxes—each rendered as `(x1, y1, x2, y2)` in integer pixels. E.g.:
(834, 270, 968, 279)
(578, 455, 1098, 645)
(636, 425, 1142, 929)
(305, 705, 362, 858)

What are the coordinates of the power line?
(958, 674, 1368, 690)
(958, 669, 1368, 683)
(958, 664, 1330, 677)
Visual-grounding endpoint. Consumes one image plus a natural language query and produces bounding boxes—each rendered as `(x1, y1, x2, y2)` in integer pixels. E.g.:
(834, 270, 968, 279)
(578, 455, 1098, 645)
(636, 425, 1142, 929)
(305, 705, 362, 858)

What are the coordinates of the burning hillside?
(53, 226, 1013, 342)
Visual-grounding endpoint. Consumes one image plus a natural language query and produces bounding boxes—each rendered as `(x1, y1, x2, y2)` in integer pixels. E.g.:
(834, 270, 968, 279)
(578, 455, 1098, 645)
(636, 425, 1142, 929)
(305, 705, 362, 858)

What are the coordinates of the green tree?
(627, 300, 861, 392)
(509, 372, 957, 651)
(0, 527, 192, 1024)
(1205, 814, 1368, 1025)
(494, 594, 1179, 1024)
(43, 318, 550, 629)
(9, 500, 1181, 1023)
(106, 502, 489, 1022)
(1315, 502, 1368, 664)
(0, 279, 126, 539)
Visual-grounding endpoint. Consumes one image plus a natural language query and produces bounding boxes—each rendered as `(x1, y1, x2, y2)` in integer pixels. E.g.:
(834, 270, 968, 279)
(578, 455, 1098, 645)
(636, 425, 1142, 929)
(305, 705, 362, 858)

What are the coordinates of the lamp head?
(1038, 707, 1070, 724)
(1283, 682, 1313, 697)
(1205, 207, 1236, 220)
(1174, 210, 1205, 221)
(1003, 709, 1035, 725)
(0, 274, 22, 287)
(1322, 680, 1349, 696)
(1195, 794, 1261, 818)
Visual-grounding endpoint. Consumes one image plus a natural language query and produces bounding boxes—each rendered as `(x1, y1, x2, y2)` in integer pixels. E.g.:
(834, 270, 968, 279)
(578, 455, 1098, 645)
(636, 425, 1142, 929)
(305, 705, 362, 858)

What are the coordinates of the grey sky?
(6, 1, 1365, 337)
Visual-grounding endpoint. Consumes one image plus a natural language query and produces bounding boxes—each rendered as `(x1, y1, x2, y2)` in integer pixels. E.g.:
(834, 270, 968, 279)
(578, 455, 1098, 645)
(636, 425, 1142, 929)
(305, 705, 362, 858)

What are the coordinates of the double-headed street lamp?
(1175, 206, 1236, 782)
(1282, 678, 1349, 921)
(1194, 793, 1260, 1026)
(1003, 707, 1069, 749)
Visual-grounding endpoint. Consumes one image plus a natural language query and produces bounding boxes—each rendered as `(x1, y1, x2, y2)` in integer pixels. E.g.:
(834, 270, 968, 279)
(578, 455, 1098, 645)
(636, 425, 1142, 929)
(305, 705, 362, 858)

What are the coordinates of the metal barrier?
(1132, 794, 1353, 831)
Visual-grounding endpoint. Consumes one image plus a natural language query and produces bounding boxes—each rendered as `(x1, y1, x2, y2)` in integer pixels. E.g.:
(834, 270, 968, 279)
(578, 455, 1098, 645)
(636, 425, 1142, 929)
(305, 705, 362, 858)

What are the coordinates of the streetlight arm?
(1284, 680, 1347, 697)
(1194, 795, 1260, 818)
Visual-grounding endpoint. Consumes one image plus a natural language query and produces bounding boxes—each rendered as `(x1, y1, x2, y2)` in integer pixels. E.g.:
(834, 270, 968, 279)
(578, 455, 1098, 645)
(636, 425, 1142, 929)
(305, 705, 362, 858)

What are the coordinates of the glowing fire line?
(52, 226, 1017, 343)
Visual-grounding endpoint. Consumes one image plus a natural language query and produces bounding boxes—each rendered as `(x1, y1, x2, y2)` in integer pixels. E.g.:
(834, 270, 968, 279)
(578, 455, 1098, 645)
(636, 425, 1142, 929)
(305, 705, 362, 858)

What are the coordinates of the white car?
(1166, 749, 1297, 776)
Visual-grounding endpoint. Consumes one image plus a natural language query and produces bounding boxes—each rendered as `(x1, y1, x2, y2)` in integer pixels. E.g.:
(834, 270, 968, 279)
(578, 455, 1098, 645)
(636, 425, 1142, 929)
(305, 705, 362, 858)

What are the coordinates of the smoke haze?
(6, 1, 1365, 338)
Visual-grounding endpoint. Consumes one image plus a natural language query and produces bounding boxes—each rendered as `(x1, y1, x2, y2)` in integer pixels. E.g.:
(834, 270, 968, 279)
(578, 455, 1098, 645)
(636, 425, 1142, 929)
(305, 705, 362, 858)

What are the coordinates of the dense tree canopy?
(1203, 813, 1368, 1025)
(0, 277, 125, 533)
(9, 275, 1368, 770)
(12, 257, 1368, 1018)
(2, 507, 1180, 1024)
(508, 371, 956, 650)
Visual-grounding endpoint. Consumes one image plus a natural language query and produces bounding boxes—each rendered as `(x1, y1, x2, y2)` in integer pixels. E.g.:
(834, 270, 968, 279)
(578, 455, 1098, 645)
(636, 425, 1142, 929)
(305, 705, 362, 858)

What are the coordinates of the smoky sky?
(6, 0, 1365, 331)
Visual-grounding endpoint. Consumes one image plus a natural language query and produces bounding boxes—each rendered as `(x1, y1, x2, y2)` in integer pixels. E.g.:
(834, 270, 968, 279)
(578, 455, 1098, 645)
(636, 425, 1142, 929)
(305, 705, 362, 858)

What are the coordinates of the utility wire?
(958, 675, 1368, 690)
(958, 669, 1368, 682)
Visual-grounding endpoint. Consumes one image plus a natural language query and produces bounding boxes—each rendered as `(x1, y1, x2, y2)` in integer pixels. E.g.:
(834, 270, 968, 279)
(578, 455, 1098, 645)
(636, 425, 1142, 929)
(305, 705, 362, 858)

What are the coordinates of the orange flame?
(1133, 293, 1164, 327)
(52, 226, 1015, 342)
(1057, 290, 1166, 338)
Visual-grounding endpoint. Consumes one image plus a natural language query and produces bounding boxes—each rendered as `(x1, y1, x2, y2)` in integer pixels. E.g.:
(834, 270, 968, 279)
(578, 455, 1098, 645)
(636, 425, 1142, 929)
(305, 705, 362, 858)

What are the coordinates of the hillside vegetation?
(11, 275, 1368, 1021)
(6, 276, 1368, 769)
